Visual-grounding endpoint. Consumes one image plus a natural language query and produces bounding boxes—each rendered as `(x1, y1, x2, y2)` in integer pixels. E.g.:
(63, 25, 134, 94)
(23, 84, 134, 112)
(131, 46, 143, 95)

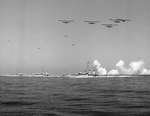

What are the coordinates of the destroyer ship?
(67, 72, 145, 78)
(67, 61, 98, 78)
(67, 62, 145, 78)
(32, 72, 49, 77)
(1, 72, 23, 77)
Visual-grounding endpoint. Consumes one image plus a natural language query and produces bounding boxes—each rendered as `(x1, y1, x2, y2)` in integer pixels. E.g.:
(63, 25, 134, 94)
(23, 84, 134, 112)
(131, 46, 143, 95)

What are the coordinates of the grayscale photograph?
(0, 0, 150, 116)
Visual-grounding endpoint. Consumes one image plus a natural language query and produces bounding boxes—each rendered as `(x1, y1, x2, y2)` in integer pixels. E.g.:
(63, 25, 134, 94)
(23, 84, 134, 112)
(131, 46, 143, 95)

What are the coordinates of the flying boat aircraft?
(117, 19, 131, 22)
(64, 35, 69, 38)
(109, 19, 121, 23)
(59, 20, 74, 24)
(102, 24, 117, 28)
(37, 47, 41, 50)
(110, 18, 131, 23)
(72, 44, 75, 46)
(84, 20, 100, 24)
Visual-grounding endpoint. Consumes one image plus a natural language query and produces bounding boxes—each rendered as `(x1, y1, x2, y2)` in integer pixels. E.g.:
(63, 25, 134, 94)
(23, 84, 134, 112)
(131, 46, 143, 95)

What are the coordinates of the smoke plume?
(93, 59, 150, 75)
(108, 69, 119, 75)
(93, 60, 107, 75)
(116, 60, 130, 74)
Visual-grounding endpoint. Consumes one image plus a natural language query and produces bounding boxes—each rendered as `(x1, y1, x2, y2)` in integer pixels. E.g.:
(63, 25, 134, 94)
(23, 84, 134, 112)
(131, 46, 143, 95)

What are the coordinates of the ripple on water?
(1, 76, 150, 116)
(0, 101, 37, 106)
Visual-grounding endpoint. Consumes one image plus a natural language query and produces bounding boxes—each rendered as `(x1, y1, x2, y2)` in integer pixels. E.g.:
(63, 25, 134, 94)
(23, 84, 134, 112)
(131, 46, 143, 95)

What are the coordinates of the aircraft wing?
(84, 21, 100, 22)
(59, 20, 74, 22)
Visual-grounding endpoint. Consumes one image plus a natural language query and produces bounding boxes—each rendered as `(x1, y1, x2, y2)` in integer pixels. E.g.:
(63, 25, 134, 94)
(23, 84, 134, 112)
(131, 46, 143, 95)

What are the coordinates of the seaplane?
(102, 24, 117, 28)
(110, 18, 131, 23)
(84, 20, 100, 24)
(37, 47, 41, 50)
(72, 43, 75, 46)
(59, 20, 74, 24)
(109, 19, 122, 23)
(64, 35, 69, 38)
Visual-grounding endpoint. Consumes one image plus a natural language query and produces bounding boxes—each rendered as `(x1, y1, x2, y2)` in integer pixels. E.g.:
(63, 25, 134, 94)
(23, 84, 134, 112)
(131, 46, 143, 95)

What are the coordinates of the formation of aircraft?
(59, 18, 131, 46)
(102, 24, 117, 28)
(110, 18, 131, 23)
(59, 19, 131, 24)
(84, 20, 100, 24)
(59, 20, 74, 24)
(59, 18, 131, 28)
(5, 18, 132, 51)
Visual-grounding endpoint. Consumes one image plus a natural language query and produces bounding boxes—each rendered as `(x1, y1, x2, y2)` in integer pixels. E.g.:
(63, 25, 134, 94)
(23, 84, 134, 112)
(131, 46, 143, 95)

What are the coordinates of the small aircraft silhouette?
(110, 18, 131, 23)
(84, 21, 100, 24)
(37, 47, 41, 49)
(7, 40, 11, 42)
(109, 19, 121, 23)
(72, 44, 75, 46)
(64, 35, 69, 38)
(117, 19, 131, 22)
(102, 24, 117, 28)
(59, 20, 74, 24)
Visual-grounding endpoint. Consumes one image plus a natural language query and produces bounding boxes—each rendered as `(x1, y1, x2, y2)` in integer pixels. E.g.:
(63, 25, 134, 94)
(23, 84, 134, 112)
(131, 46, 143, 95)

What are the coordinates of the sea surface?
(0, 76, 150, 116)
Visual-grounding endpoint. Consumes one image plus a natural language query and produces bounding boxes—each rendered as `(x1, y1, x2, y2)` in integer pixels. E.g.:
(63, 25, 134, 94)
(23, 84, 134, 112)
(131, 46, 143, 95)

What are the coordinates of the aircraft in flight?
(117, 19, 131, 22)
(110, 18, 131, 23)
(84, 20, 100, 24)
(102, 24, 117, 28)
(109, 19, 122, 23)
(72, 44, 75, 46)
(59, 20, 74, 24)
(7, 40, 11, 42)
(64, 35, 69, 38)
(37, 47, 41, 50)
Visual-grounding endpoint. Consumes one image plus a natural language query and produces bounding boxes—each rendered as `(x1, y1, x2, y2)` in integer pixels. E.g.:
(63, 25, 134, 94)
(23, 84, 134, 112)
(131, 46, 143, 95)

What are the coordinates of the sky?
(0, 0, 150, 74)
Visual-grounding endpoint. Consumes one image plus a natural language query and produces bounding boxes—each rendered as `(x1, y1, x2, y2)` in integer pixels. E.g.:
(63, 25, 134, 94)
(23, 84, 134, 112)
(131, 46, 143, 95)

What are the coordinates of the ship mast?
(86, 61, 90, 74)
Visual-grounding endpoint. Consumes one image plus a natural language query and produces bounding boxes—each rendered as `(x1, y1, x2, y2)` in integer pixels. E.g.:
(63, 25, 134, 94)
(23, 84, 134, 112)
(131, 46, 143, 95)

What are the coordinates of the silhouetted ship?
(32, 72, 49, 77)
(67, 72, 149, 78)
(67, 62, 150, 78)
(1, 72, 23, 77)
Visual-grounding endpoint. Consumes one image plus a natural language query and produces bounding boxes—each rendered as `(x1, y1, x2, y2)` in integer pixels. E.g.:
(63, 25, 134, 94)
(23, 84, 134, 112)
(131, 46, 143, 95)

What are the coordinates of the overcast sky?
(0, 0, 150, 74)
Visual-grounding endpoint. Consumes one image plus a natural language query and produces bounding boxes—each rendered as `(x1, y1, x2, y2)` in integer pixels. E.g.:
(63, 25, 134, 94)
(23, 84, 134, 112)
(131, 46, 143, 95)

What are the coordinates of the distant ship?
(67, 73, 147, 78)
(67, 61, 98, 78)
(66, 62, 149, 78)
(67, 72, 94, 78)
(32, 72, 49, 77)
(1, 72, 23, 77)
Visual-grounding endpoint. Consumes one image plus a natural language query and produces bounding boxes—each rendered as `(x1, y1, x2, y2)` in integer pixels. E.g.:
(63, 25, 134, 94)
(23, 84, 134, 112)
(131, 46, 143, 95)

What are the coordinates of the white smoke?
(116, 60, 131, 74)
(116, 60, 146, 74)
(93, 60, 107, 75)
(141, 68, 150, 74)
(93, 59, 150, 75)
(108, 69, 119, 75)
(129, 61, 144, 74)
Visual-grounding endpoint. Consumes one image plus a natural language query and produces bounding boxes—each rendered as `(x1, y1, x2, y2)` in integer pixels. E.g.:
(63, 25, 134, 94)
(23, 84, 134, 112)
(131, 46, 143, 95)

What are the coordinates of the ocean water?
(0, 76, 150, 116)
